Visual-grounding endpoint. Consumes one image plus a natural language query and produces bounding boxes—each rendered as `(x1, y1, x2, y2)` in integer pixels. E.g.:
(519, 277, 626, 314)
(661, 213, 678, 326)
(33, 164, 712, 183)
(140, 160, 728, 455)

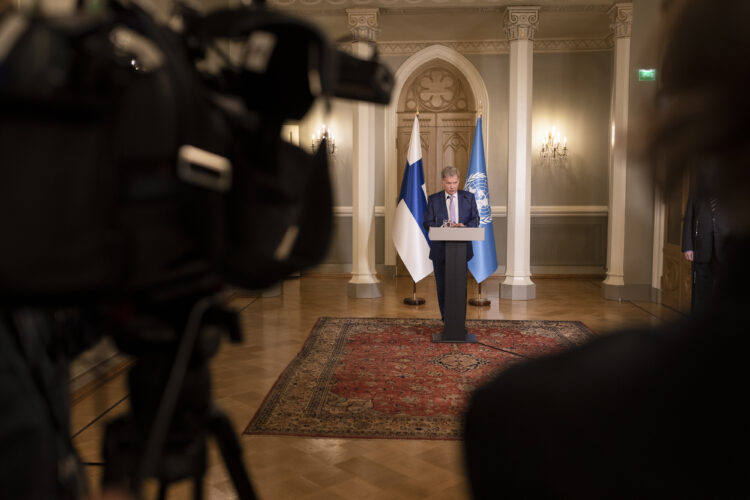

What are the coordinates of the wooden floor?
(71, 275, 682, 499)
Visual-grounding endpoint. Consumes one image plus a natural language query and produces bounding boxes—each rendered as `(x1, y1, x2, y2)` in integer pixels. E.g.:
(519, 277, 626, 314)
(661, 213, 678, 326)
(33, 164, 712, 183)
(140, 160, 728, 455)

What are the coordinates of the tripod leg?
(207, 408, 257, 500)
(158, 482, 168, 500)
(193, 475, 203, 500)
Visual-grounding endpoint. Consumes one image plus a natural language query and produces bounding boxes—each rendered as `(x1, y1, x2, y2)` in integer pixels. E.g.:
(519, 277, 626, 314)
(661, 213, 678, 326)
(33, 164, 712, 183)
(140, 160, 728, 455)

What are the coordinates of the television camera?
(0, 0, 393, 497)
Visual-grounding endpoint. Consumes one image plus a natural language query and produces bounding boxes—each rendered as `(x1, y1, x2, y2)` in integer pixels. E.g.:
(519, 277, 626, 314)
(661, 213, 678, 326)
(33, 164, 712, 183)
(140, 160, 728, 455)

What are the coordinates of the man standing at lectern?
(424, 166, 479, 321)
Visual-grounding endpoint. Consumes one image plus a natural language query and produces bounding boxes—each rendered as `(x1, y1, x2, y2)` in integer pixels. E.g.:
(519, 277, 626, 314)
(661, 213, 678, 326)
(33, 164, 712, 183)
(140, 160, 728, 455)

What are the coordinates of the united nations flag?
(464, 116, 498, 283)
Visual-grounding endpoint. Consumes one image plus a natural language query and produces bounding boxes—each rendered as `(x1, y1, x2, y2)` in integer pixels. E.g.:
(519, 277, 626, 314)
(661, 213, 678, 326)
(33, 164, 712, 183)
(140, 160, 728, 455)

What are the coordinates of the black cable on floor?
(72, 394, 129, 439)
(476, 341, 530, 359)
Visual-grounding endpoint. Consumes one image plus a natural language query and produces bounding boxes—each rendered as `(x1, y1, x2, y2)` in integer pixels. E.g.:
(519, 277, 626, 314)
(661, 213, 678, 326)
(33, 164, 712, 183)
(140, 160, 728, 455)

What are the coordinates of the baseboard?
(530, 265, 606, 275)
(304, 263, 388, 277)
(602, 283, 654, 302)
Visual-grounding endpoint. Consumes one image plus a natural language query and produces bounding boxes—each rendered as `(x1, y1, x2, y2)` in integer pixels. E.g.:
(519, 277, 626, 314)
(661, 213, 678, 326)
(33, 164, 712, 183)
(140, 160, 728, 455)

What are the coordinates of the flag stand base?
(404, 296, 426, 305)
(468, 297, 490, 306)
(468, 282, 491, 307)
(403, 281, 425, 306)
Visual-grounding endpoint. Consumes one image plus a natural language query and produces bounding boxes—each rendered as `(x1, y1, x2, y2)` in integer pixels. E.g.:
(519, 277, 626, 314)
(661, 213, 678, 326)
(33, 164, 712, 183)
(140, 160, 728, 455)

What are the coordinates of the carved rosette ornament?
(404, 66, 470, 112)
(609, 3, 633, 38)
(503, 7, 540, 41)
(347, 8, 380, 43)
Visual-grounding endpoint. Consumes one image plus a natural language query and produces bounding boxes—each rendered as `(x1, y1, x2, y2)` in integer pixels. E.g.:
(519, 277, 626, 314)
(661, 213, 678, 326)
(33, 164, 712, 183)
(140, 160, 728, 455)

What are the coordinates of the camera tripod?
(101, 294, 257, 499)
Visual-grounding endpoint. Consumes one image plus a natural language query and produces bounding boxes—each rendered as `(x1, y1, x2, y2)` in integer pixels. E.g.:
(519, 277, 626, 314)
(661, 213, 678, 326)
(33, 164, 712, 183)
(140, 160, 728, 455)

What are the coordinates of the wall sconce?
(311, 124, 336, 157)
(540, 126, 568, 162)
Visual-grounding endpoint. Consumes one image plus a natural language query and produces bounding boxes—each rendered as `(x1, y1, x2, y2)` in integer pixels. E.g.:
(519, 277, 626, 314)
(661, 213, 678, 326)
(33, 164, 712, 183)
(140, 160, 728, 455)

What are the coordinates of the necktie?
(449, 195, 457, 223)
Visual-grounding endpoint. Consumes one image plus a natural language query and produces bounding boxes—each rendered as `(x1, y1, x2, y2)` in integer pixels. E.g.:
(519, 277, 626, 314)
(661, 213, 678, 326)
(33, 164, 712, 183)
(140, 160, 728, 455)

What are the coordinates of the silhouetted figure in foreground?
(464, 1, 750, 497)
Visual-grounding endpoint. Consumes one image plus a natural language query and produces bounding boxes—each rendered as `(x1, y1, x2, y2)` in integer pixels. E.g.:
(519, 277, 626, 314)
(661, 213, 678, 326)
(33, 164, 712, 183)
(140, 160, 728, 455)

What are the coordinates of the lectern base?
(431, 332, 477, 343)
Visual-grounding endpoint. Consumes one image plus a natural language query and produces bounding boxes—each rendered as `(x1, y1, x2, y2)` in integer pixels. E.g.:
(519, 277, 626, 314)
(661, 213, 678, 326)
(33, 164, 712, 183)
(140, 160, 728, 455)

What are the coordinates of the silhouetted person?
(464, 0, 750, 498)
(682, 166, 724, 314)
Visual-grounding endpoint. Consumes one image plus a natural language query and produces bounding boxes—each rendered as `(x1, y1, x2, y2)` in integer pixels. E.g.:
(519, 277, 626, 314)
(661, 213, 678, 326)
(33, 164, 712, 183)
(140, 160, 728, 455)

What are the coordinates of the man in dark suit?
(682, 170, 723, 314)
(423, 166, 479, 321)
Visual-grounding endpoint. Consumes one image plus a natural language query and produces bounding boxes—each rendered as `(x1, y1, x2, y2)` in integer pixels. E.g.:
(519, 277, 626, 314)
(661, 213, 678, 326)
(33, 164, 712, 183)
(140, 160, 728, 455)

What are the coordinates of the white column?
(602, 3, 632, 297)
(501, 6, 539, 301)
(347, 9, 382, 298)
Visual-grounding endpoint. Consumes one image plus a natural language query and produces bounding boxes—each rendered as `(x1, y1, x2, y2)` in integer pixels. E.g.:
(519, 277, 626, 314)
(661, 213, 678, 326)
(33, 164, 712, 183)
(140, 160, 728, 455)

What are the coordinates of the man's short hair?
(441, 166, 459, 179)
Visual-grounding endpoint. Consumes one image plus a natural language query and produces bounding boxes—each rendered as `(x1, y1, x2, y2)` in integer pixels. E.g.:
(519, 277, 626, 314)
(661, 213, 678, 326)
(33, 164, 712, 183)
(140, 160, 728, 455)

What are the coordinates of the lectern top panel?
(428, 227, 485, 241)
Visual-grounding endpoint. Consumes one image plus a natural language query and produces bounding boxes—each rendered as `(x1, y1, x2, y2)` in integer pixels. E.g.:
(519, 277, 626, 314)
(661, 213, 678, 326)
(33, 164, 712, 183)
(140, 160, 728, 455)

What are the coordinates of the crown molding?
(533, 37, 612, 52)
(271, 0, 612, 10)
(371, 37, 612, 56)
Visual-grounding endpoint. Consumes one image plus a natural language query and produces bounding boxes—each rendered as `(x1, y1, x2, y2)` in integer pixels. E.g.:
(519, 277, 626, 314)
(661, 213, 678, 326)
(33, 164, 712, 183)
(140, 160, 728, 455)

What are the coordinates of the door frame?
(656, 170, 692, 312)
(384, 45, 491, 269)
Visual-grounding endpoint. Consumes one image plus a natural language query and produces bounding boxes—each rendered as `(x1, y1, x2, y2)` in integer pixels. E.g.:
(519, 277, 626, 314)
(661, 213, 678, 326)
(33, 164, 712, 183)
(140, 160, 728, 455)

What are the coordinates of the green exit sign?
(638, 69, 656, 81)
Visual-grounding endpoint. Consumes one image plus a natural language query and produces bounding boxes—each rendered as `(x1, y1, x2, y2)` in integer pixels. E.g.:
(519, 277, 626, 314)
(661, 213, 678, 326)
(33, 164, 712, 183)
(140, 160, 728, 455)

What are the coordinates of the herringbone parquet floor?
(71, 275, 681, 499)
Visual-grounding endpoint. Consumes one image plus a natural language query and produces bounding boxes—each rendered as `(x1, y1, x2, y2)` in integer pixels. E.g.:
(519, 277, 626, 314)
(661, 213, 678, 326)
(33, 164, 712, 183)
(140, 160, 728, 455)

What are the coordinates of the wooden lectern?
(429, 226, 485, 343)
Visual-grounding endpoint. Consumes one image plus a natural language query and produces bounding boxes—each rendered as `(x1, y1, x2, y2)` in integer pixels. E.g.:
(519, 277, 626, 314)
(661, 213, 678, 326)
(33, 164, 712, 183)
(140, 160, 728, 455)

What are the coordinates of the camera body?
(0, 2, 393, 497)
(0, 1, 392, 304)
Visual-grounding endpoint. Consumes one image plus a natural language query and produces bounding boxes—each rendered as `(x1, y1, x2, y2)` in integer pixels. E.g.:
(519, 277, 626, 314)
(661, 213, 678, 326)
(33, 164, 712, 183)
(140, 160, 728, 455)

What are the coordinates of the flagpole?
(403, 108, 425, 306)
(467, 103, 493, 307)
(468, 280, 491, 306)
(403, 278, 425, 305)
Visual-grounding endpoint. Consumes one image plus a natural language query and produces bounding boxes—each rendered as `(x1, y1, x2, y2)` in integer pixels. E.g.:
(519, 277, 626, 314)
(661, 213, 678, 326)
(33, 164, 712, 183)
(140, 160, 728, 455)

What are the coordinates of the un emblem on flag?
(465, 173, 492, 225)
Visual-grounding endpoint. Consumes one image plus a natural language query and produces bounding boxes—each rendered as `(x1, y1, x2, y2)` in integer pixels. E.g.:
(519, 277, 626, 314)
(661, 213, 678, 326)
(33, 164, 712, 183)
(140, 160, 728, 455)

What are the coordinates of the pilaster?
(347, 8, 382, 298)
(602, 3, 632, 297)
(503, 7, 539, 42)
(347, 8, 380, 45)
(501, 6, 539, 301)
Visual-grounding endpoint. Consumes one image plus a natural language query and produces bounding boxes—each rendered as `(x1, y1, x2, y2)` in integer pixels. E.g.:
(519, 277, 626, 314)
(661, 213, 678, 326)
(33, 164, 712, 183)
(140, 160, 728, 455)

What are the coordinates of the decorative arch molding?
(384, 44, 491, 267)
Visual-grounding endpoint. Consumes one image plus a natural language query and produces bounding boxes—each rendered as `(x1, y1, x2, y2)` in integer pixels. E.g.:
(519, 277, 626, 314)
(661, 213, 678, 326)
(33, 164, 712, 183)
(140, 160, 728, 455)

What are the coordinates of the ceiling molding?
(368, 37, 612, 56)
(273, 1, 613, 14)
(381, 6, 501, 15)
(270, 0, 613, 10)
(533, 37, 613, 52)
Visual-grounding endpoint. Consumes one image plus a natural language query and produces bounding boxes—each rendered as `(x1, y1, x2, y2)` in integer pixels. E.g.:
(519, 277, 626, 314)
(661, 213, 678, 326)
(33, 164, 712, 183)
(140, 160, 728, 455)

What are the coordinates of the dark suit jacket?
(423, 190, 479, 262)
(682, 194, 723, 262)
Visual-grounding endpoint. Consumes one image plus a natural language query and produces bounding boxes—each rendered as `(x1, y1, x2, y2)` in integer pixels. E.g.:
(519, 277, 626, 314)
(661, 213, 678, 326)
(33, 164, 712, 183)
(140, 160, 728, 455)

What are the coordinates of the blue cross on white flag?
(465, 115, 498, 283)
(392, 115, 433, 282)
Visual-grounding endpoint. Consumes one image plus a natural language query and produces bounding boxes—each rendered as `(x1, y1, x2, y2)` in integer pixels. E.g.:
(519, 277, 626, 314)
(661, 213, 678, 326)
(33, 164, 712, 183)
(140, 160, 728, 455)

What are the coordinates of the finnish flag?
(392, 115, 433, 282)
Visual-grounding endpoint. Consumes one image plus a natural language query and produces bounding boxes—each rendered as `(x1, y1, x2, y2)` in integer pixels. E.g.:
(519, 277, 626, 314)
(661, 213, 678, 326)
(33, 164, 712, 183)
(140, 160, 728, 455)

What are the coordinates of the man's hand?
(684, 250, 694, 261)
(450, 222, 465, 227)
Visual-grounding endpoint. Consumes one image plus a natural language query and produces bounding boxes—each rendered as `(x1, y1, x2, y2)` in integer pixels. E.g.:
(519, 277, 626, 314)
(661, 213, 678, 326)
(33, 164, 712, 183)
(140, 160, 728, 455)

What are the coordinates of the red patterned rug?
(244, 317, 594, 440)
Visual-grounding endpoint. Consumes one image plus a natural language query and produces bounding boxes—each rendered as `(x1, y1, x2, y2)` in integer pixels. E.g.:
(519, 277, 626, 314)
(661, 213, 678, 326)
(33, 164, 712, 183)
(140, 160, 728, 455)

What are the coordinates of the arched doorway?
(384, 45, 490, 274)
(395, 59, 477, 276)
